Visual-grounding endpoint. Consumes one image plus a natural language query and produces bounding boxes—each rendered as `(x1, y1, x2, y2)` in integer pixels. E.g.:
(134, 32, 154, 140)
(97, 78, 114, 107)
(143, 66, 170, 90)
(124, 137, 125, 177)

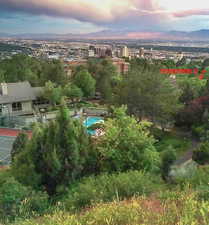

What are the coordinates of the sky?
(0, 0, 209, 34)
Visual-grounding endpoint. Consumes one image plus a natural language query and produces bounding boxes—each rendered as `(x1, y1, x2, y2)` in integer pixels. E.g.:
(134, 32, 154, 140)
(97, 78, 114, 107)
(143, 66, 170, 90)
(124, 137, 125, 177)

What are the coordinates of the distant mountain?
(1, 29, 209, 40)
(189, 29, 209, 39)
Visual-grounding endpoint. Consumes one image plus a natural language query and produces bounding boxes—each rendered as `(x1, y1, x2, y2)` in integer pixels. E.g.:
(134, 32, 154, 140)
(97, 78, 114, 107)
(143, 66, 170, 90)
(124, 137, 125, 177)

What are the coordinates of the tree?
(12, 103, 90, 195)
(42, 59, 67, 85)
(202, 58, 209, 68)
(74, 70, 96, 98)
(0, 54, 67, 86)
(0, 69, 5, 83)
(193, 142, 209, 165)
(96, 60, 118, 102)
(87, 59, 118, 102)
(175, 96, 209, 127)
(63, 84, 83, 103)
(176, 57, 187, 67)
(115, 66, 182, 125)
(96, 106, 161, 173)
(43, 81, 62, 106)
(11, 133, 28, 162)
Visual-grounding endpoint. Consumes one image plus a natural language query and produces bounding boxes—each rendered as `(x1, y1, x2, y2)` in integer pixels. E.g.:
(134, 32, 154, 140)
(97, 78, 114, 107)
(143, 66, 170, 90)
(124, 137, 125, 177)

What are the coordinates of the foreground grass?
(13, 190, 209, 225)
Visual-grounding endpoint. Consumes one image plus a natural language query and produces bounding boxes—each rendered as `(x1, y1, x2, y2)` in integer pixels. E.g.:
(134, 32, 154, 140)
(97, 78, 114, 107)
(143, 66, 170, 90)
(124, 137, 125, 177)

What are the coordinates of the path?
(173, 129, 200, 166)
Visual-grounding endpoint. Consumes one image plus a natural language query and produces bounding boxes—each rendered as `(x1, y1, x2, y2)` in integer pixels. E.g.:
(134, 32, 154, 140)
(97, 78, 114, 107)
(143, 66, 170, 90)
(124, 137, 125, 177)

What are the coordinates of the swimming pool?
(83, 117, 104, 135)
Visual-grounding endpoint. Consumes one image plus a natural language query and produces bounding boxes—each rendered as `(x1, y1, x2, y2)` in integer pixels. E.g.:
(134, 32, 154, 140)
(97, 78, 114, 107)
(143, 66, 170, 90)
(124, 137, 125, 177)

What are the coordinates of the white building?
(120, 46, 129, 58)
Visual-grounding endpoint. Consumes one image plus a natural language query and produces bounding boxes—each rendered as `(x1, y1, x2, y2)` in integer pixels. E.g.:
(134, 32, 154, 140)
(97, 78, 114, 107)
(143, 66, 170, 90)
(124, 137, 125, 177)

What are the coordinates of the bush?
(0, 176, 49, 223)
(150, 127, 165, 141)
(64, 171, 164, 210)
(193, 142, 209, 165)
(161, 146, 177, 180)
(175, 166, 209, 200)
(192, 125, 205, 138)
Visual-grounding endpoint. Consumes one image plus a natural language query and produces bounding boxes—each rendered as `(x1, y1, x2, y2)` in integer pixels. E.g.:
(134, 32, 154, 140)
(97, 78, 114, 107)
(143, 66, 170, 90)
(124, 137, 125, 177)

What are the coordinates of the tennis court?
(0, 128, 32, 165)
(0, 136, 16, 165)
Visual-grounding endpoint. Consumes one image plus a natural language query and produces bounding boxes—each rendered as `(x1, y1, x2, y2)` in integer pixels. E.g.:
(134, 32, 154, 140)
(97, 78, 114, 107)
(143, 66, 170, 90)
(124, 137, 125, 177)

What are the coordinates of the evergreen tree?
(12, 102, 90, 195)
(11, 133, 28, 162)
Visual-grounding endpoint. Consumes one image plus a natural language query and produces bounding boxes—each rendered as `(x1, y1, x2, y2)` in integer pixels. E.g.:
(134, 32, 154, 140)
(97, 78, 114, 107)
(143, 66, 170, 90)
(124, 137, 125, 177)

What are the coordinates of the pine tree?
(12, 102, 90, 195)
(11, 132, 28, 162)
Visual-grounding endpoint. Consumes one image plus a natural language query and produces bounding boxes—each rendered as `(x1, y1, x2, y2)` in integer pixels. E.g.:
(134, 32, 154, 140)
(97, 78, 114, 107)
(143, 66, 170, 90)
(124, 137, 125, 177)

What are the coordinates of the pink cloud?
(173, 9, 209, 17)
(0, 0, 165, 24)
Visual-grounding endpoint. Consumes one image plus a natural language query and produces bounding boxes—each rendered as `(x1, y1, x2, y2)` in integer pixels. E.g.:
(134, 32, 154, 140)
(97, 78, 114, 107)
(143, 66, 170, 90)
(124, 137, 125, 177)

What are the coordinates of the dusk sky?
(0, 0, 209, 34)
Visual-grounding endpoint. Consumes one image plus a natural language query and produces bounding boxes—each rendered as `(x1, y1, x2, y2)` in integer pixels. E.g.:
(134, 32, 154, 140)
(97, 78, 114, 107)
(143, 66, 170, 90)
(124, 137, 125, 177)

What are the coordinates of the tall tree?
(12, 103, 90, 195)
(74, 69, 96, 98)
(11, 132, 28, 163)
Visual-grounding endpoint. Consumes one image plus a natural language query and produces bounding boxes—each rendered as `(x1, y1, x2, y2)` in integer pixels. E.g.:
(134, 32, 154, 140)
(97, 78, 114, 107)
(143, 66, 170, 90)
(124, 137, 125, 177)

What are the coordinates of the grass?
(11, 190, 209, 225)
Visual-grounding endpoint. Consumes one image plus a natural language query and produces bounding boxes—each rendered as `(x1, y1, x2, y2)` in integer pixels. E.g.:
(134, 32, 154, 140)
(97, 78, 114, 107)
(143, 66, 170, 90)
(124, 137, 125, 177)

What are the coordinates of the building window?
(12, 102, 22, 111)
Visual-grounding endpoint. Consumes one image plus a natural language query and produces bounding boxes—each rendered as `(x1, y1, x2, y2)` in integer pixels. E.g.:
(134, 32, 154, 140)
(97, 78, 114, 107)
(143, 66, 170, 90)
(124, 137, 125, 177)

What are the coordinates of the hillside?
(12, 191, 209, 225)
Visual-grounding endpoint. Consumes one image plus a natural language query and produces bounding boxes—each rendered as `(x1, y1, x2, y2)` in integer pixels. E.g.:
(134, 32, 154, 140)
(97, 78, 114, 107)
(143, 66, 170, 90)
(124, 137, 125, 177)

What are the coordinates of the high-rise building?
(120, 46, 129, 58)
(88, 50, 95, 57)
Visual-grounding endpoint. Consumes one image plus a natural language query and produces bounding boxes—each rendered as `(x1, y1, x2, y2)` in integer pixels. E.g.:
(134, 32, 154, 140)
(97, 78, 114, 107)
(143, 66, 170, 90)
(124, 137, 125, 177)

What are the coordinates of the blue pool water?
(83, 117, 104, 135)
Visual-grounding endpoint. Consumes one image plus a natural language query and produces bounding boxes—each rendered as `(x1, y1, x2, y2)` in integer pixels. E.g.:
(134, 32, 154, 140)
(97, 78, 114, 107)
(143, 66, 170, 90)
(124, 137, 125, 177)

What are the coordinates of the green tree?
(96, 106, 161, 173)
(12, 103, 90, 195)
(63, 84, 83, 103)
(43, 81, 62, 106)
(0, 69, 5, 82)
(202, 58, 209, 68)
(87, 59, 118, 102)
(0, 54, 67, 86)
(74, 70, 96, 97)
(11, 132, 28, 162)
(115, 66, 182, 125)
(193, 142, 209, 165)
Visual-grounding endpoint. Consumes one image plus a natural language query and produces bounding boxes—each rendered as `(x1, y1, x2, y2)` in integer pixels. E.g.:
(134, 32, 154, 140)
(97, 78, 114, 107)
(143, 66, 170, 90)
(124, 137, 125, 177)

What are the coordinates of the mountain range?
(1, 29, 209, 40)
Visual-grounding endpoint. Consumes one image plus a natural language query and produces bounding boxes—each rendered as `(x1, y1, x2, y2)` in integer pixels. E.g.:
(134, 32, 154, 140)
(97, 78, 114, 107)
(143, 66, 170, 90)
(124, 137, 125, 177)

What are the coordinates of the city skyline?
(0, 0, 209, 35)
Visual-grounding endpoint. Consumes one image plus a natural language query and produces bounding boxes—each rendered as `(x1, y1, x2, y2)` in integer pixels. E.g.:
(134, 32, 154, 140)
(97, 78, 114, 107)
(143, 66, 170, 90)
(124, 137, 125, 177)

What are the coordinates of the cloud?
(0, 0, 130, 23)
(173, 9, 209, 18)
(1, 0, 208, 32)
(0, 0, 168, 25)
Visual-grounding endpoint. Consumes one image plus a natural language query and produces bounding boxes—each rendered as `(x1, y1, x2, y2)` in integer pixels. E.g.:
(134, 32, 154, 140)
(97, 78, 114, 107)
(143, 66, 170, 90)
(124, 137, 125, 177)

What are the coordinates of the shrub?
(174, 166, 209, 200)
(64, 171, 164, 210)
(161, 145, 177, 180)
(0, 176, 49, 223)
(192, 125, 205, 138)
(193, 142, 209, 165)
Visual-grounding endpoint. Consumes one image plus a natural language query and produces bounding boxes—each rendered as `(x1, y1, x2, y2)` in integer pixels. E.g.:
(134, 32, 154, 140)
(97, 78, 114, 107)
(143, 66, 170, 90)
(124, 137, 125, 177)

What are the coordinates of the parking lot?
(0, 136, 16, 165)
